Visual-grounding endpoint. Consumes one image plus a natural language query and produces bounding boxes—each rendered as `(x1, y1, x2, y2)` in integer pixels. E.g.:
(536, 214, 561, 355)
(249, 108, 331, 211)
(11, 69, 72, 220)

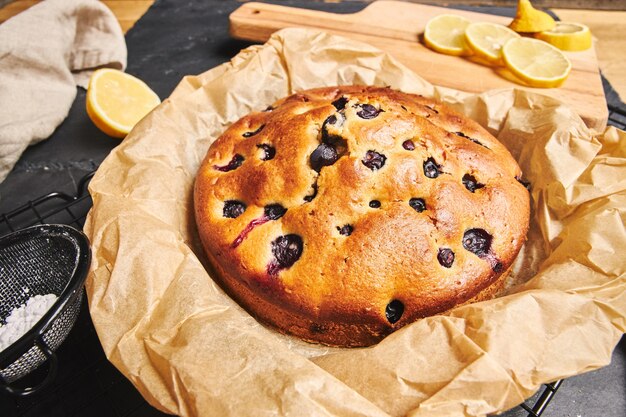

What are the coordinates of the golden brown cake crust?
(194, 86, 530, 347)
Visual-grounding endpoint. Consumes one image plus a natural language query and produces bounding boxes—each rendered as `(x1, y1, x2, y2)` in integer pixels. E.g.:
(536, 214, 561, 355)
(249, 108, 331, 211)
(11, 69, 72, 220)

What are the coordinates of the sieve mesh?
(0, 225, 90, 388)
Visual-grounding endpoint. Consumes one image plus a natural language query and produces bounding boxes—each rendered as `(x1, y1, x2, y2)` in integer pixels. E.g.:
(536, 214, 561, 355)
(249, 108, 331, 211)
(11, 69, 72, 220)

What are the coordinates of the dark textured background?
(1, 1, 624, 416)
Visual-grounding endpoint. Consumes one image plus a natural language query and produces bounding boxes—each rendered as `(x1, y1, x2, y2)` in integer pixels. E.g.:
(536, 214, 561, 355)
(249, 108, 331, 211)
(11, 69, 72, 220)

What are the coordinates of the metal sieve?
(0, 224, 91, 396)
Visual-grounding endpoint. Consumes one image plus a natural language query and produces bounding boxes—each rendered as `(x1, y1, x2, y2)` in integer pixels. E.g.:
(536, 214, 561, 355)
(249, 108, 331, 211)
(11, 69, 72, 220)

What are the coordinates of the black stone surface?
(1, 1, 624, 416)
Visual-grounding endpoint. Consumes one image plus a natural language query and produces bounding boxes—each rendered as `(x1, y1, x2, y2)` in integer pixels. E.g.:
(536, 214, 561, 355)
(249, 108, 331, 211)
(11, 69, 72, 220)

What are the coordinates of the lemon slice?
(86, 68, 161, 138)
(465, 22, 521, 65)
(502, 37, 572, 88)
(536, 22, 592, 51)
(423, 14, 472, 56)
(508, 0, 556, 33)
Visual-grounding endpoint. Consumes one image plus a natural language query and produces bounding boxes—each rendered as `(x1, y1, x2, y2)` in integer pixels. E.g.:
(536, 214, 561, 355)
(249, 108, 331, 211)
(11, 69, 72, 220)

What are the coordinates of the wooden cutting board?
(229, 1, 608, 131)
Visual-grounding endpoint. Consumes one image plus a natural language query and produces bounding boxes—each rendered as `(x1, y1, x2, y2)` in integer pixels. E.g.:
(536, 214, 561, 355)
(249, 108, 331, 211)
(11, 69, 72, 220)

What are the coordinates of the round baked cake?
(194, 86, 530, 347)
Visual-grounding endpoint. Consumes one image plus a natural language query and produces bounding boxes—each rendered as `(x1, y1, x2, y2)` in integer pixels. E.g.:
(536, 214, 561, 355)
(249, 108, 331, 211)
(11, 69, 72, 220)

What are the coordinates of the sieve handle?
(0, 337, 58, 397)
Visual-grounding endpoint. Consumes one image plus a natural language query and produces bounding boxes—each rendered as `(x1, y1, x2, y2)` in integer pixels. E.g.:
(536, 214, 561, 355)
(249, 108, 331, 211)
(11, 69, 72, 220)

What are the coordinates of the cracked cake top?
(194, 86, 530, 347)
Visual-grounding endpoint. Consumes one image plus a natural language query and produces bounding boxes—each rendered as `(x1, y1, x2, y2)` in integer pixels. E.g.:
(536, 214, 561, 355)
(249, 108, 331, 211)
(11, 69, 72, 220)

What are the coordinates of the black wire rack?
(0, 172, 94, 237)
(0, 172, 565, 417)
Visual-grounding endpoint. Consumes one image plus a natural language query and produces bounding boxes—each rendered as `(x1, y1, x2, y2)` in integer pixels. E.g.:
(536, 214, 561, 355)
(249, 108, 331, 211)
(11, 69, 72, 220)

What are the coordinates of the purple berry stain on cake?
(267, 234, 303, 276)
(423, 157, 440, 178)
(304, 182, 318, 202)
(362, 151, 386, 171)
(462, 174, 484, 193)
(356, 104, 382, 119)
(385, 300, 404, 324)
(337, 225, 353, 236)
(264, 204, 287, 220)
(256, 143, 276, 161)
(462, 228, 491, 257)
(323, 112, 345, 130)
(454, 131, 488, 148)
(481, 252, 503, 272)
(310, 143, 339, 172)
(462, 228, 502, 271)
(231, 204, 287, 248)
(437, 248, 455, 268)
(325, 114, 339, 126)
(409, 198, 426, 213)
(402, 140, 415, 151)
(223, 200, 246, 218)
(242, 124, 265, 138)
(214, 154, 244, 172)
(332, 96, 348, 110)
(321, 113, 346, 145)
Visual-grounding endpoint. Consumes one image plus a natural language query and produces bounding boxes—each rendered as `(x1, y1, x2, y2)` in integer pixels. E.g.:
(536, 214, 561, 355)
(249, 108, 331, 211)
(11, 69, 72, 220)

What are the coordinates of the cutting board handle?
(230, 2, 356, 42)
(230, 1, 404, 43)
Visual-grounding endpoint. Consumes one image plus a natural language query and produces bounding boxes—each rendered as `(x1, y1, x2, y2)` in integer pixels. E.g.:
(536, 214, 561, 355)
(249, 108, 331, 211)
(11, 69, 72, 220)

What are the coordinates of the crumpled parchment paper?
(84, 28, 626, 417)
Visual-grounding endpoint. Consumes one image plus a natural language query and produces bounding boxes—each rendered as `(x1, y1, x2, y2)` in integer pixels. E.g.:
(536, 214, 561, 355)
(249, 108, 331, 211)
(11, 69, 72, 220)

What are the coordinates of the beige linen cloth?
(0, 0, 127, 183)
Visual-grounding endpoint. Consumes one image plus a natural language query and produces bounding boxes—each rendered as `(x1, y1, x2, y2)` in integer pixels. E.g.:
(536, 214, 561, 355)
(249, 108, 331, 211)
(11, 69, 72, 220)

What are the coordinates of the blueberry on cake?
(194, 86, 530, 347)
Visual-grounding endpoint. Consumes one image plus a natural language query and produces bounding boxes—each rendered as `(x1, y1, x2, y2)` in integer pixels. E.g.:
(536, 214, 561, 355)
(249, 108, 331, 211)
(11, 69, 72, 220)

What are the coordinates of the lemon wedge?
(536, 22, 592, 51)
(465, 22, 520, 65)
(424, 14, 472, 56)
(86, 68, 161, 139)
(502, 37, 572, 88)
(509, 0, 556, 33)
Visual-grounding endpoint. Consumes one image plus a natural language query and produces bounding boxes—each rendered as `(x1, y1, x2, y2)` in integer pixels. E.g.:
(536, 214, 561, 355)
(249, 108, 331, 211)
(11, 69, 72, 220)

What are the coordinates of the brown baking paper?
(83, 28, 626, 417)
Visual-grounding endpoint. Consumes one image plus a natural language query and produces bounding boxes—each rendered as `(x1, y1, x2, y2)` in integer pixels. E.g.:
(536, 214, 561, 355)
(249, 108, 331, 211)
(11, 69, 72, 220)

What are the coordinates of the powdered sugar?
(0, 294, 58, 351)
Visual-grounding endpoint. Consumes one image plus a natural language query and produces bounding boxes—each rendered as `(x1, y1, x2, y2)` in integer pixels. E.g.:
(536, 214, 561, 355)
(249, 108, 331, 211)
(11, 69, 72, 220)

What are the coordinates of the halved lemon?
(502, 37, 572, 88)
(86, 68, 161, 138)
(465, 22, 521, 65)
(423, 14, 472, 56)
(536, 22, 592, 51)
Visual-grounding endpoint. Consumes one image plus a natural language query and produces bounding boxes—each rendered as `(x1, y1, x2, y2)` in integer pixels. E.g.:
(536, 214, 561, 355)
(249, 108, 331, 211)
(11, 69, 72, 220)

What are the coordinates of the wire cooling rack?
(0, 172, 94, 237)
(0, 171, 564, 417)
